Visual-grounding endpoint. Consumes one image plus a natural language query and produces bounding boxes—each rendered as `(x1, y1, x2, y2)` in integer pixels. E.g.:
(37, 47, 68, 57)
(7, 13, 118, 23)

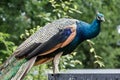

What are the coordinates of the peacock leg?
(53, 52, 63, 74)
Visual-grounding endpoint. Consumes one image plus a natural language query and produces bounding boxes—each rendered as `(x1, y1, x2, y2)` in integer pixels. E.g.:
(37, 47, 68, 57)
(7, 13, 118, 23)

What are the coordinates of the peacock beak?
(101, 17, 105, 22)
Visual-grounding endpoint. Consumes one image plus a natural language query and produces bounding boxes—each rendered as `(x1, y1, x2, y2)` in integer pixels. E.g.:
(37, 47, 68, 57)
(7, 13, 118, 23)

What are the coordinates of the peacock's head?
(96, 12, 105, 22)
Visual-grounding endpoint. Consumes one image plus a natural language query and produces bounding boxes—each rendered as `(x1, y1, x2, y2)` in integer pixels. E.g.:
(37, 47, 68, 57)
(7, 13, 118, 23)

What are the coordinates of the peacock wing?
(15, 18, 78, 58)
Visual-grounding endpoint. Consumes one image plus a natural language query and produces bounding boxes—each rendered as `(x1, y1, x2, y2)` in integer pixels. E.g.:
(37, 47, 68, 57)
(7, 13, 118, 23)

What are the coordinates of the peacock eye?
(98, 16, 101, 18)
(97, 16, 101, 20)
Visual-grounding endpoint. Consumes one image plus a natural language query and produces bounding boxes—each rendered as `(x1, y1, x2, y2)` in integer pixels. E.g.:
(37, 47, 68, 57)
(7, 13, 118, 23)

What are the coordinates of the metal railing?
(48, 69, 120, 80)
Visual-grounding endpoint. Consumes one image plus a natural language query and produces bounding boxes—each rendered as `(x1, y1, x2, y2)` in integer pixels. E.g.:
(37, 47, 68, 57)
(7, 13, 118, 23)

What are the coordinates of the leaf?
(94, 60, 105, 67)
(87, 40, 95, 45)
(72, 52, 77, 56)
(69, 8, 82, 14)
(94, 55, 102, 59)
(90, 48, 94, 53)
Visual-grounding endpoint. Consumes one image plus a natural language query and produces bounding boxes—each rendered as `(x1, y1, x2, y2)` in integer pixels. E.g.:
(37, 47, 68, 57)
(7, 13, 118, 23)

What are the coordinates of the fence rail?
(48, 69, 120, 80)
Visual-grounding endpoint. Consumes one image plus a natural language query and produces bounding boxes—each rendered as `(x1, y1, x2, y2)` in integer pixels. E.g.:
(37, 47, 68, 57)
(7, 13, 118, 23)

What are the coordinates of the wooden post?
(48, 69, 120, 80)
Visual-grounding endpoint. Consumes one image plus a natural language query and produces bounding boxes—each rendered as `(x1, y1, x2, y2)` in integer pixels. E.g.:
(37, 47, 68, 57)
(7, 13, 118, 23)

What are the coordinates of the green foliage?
(0, 32, 16, 64)
(60, 52, 82, 69)
(20, 26, 41, 40)
(1, 0, 120, 80)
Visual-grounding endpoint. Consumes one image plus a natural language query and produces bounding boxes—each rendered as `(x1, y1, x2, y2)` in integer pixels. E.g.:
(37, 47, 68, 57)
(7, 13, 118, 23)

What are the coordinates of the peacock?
(0, 12, 104, 80)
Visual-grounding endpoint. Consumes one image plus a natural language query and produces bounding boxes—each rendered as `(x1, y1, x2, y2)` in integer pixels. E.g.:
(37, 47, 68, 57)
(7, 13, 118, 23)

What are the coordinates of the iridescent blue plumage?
(77, 19, 100, 40)
(62, 13, 104, 55)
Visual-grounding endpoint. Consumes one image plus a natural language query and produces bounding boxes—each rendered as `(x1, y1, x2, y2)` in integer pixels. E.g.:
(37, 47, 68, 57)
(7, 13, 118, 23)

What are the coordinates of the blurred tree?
(0, 32, 17, 64)
(1, 0, 120, 80)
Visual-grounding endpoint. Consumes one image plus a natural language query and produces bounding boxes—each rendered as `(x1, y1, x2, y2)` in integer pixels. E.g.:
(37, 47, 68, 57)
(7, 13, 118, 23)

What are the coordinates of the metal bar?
(48, 69, 120, 80)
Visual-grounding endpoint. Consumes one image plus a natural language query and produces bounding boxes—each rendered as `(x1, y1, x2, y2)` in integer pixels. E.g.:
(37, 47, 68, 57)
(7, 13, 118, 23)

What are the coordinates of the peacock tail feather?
(0, 56, 36, 80)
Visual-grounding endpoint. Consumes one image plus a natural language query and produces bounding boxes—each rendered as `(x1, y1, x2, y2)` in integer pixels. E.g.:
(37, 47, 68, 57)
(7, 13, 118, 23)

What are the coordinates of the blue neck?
(61, 19, 101, 55)
(82, 19, 101, 39)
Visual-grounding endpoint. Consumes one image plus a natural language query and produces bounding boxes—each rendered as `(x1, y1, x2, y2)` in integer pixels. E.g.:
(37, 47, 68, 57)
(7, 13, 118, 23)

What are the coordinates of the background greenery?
(0, 0, 120, 80)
